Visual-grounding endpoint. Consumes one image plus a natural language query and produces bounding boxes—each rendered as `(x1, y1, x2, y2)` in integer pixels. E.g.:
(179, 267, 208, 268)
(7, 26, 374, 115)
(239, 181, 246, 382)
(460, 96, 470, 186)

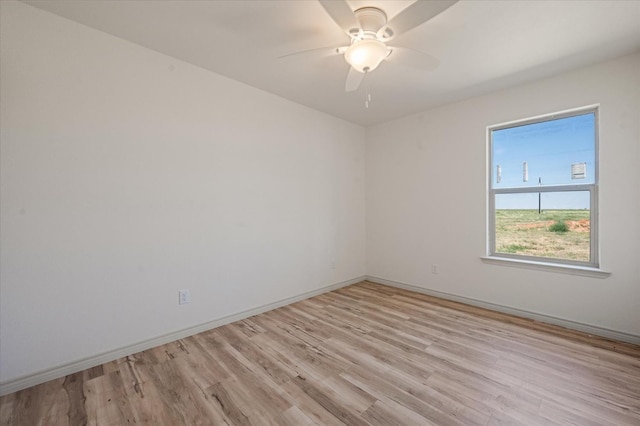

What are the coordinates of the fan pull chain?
(365, 89, 372, 109)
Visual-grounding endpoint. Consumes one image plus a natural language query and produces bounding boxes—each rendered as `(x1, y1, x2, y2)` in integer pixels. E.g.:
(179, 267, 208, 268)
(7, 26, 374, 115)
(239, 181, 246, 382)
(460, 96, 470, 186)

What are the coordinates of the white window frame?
(487, 106, 599, 269)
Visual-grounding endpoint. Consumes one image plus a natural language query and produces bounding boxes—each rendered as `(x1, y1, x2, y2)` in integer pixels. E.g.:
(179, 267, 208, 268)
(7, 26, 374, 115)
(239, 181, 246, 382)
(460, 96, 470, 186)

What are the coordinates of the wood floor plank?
(280, 405, 318, 426)
(83, 371, 138, 425)
(2, 281, 639, 425)
(290, 375, 370, 426)
(361, 398, 436, 426)
(61, 371, 88, 425)
(279, 380, 347, 426)
(341, 367, 475, 426)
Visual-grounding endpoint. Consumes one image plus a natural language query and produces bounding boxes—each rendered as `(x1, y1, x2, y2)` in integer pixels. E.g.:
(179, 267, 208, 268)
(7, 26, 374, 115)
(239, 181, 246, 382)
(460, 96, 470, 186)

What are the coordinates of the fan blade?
(387, 46, 439, 71)
(319, 0, 359, 35)
(384, 0, 457, 39)
(278, 45, 346, 60)
(345, 67, 365, 92)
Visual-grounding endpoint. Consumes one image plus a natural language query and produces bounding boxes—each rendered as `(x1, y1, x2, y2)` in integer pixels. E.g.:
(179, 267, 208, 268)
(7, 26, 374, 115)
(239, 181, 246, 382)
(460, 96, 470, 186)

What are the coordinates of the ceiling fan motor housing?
(354, 7, 387, 36)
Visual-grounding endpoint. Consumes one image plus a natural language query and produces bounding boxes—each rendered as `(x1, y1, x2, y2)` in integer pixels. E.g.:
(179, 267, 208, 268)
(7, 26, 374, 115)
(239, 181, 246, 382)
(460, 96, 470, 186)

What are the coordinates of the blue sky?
(492, 112, 595, 210)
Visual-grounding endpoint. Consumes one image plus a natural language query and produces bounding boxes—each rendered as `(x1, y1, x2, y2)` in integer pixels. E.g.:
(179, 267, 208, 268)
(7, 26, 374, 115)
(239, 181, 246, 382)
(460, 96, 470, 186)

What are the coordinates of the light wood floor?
(1, 281, 639, 425)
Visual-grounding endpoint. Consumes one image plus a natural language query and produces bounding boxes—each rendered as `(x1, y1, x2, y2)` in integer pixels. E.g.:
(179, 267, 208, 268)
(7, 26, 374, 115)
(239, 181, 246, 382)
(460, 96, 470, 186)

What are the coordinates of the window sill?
(480, 256, 611, 278)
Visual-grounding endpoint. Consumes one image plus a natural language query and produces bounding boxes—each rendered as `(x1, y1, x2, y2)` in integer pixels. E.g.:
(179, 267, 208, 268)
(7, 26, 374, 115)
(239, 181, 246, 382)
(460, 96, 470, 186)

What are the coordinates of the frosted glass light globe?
(345, 39, 388, 73)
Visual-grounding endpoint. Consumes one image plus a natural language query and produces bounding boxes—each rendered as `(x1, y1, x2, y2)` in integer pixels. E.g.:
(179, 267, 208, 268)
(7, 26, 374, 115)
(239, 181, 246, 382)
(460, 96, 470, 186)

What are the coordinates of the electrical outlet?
(179, 289, 191, 305)
(431, 264, 439, 274)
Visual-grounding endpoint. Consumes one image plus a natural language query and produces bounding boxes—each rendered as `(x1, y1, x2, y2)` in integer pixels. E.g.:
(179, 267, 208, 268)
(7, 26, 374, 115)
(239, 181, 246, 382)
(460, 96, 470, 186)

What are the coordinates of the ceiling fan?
(316, 0, 459, 93)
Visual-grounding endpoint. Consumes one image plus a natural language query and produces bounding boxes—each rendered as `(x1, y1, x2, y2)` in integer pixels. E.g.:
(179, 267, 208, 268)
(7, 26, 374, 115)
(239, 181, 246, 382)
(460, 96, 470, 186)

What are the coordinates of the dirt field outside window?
(495, 209, 590, 261)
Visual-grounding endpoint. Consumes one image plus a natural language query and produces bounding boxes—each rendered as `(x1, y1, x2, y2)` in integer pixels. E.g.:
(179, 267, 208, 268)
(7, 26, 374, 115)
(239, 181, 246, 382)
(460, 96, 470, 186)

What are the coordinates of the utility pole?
(538, 177, 542, 214)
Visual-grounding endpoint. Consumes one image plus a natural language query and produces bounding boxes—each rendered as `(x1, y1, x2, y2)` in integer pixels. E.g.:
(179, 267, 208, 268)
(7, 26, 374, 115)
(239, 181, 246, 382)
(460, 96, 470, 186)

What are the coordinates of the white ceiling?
(23, 0, 640, 126)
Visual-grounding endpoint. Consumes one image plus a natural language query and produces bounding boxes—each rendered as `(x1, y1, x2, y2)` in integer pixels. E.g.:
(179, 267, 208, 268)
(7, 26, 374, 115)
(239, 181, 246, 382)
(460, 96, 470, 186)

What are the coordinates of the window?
(488, 107, 598, 268)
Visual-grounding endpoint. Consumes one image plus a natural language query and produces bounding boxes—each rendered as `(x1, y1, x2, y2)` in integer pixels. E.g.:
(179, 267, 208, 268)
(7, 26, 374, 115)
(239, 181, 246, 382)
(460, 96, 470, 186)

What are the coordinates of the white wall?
(0, 2, 366, 385)
(367, 52, 640, 337)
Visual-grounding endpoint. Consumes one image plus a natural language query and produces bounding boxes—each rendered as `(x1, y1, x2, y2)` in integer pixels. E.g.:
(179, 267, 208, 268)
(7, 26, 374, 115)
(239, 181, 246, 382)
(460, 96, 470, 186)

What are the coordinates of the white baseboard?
(366, 275, 640, 345)
(0, 275, 365, 396)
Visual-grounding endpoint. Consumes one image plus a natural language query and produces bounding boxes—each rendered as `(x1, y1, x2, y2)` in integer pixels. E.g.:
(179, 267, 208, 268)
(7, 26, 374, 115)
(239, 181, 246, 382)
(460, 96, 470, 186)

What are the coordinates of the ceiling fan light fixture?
(344, 39, 388, 73)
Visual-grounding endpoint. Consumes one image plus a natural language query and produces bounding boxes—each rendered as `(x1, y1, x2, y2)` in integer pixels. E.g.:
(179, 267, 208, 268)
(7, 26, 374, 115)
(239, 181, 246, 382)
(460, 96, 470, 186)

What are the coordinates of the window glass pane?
(492, 113, 595, 188)
(495, 191, 590, 262)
